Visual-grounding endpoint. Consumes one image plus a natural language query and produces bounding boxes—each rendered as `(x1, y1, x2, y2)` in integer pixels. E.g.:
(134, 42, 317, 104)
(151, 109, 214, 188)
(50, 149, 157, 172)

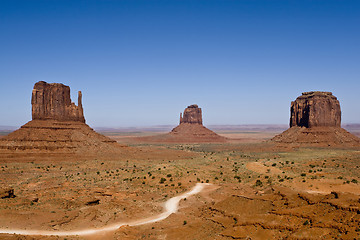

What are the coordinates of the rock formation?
(32, 81, 85, 122)
(180, 104, 202, 125)
(0, 81, 123, 153)
(0, 188, 15, 199)
(272, 91, 360, 147)
(290, 92, 341, 128)
(137, 104, 226, 143)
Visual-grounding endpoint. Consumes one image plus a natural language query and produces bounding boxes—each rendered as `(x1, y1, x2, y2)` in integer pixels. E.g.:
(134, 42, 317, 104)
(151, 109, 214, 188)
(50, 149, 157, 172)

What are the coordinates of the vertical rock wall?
(180, 104, 203, 125)
(31, 81, 85, 122)
(290, 92, 341, 128)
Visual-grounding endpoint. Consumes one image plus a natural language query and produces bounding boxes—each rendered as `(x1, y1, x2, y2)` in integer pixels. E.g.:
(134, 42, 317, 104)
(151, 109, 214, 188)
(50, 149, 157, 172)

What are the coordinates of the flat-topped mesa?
(290, 91, 341, 128)
(179, 104, 203, 125)
(31, 81, 85, 123)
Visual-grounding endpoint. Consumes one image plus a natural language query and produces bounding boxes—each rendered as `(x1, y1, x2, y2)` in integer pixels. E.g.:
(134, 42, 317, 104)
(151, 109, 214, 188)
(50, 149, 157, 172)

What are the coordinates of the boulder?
(85, 198, 100, 206)
(0, 188, 15, 198)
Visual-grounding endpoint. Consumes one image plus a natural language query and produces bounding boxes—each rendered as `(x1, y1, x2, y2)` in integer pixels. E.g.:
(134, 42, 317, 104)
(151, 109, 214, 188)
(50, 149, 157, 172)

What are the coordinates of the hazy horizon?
(1, 0, 359, 127)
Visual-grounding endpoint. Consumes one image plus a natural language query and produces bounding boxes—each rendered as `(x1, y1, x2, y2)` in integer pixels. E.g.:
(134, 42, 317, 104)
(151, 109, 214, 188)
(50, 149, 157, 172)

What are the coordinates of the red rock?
(0, 81, 124, 154)
(180, 104, 203, 125)
(272, 92, 360, 147)
(290, 92, 341, 128)
(0, 188, 15, 199)
(32, 81, 85, 122)
(137, 104, 226, 143)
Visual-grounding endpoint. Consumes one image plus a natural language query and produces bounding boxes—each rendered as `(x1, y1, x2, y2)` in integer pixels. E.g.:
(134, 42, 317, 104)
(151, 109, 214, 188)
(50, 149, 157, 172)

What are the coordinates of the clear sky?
(1, 0, 359, 127)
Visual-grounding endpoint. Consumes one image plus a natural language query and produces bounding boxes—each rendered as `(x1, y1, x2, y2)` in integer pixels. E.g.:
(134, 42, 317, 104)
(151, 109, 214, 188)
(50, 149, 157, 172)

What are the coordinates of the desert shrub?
(159, 178, 166, 184)
(255, 180, 263, 187)
(351, 179, 358, 184)
(301, 173, 306, 177)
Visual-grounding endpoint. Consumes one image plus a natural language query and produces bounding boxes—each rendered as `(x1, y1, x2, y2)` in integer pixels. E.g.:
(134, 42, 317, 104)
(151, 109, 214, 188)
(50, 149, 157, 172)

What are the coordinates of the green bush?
(255, 180, 263, 187)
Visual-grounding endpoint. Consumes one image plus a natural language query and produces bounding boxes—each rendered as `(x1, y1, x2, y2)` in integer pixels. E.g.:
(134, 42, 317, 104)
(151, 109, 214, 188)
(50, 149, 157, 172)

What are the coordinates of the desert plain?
(0, 86, 360, 240)
(0, 125, 360, 240)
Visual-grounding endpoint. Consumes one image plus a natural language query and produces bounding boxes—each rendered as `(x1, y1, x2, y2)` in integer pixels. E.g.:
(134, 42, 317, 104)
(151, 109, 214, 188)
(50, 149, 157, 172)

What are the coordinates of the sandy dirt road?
(0, 183, 209, 237)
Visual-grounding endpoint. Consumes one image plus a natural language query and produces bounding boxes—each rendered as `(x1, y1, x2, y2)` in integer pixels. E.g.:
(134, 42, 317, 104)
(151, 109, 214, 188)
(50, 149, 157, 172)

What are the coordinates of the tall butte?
(31, 81, 85, 122)
(272, 91, 360, 146)
(154, 104, 226, 142)
(0, 81, 121, 153)
(136, 104, 225, 143)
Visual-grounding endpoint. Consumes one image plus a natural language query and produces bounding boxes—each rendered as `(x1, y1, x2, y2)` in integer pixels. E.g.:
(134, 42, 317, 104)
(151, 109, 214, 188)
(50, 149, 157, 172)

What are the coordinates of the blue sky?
(0, 0, 359, 127)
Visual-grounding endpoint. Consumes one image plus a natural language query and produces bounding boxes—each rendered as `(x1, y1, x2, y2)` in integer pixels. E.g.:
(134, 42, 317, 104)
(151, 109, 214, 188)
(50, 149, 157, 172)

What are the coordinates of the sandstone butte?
(272, 91, 360, 147)
(0, 81, 122, 153)
(138, 104, 226, 143)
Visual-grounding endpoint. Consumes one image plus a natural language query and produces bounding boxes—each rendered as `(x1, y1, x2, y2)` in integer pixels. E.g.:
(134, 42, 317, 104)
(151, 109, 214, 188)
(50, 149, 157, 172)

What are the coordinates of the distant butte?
(272, 91, 360, 147)
(0, 81, 123, 153)
(180, 104, 202, 125)
(138, 104, 226, 143)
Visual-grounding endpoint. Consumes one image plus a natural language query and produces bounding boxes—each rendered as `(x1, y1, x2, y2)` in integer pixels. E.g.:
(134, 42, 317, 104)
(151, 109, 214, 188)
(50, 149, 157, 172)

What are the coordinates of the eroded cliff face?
(31, 81, 85, 123)
(272, 91, 360, 147)
(290, 92, 341, 128)
(0, 81, 122, 153)
(180, 104, 203, 125)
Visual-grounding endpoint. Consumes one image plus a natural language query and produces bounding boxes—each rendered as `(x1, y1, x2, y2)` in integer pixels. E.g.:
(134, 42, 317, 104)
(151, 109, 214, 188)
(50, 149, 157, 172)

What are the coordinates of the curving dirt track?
(0, 183, 209, 237)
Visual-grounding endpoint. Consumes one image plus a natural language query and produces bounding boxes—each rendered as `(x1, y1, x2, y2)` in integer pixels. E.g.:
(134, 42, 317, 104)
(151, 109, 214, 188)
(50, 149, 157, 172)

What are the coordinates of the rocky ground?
(0, 133, 359, 239)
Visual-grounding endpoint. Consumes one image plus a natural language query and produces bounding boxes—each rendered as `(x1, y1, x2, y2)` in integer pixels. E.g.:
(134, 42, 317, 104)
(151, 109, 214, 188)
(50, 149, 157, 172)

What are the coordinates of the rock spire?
(0, 81, 123, 153)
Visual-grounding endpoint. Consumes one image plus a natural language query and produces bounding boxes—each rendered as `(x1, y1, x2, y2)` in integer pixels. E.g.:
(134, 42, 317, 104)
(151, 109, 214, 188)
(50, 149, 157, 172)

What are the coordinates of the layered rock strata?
(272, 91, 360, 147)
(32, 81, 85, 122)
(290, 91, 341, 128)
(138, 104, 226, 143)
(0, 81, 121, 153)
(180, 104, 203, 125)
